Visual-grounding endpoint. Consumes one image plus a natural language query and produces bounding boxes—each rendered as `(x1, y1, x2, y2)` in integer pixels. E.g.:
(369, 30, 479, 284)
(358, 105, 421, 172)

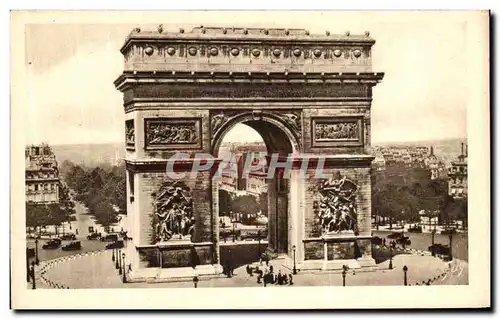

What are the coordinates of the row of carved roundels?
(143, 46, 363, 58)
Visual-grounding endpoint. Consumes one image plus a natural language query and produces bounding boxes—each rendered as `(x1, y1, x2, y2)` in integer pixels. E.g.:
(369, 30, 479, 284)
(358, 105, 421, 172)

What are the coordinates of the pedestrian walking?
(288, 273, 294, 285)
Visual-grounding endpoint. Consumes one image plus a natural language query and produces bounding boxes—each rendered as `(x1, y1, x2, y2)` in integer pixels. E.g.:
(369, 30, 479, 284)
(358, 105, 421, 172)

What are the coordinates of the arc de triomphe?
(114, 26, 384, 281)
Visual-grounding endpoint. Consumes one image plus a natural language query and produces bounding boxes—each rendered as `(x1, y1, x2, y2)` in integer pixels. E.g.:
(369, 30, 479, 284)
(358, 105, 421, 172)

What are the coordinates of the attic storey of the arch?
(114, 26, 384, 280)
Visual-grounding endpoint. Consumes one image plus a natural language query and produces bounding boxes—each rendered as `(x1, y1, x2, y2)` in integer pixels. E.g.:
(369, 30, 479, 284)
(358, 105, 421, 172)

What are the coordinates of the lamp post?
(34, 239, 39, 266)
(401, 228, 406, 250)
(342, 269, 346, 287)
(112, 248, 115, 262)
(257, 230, 261, 258)
(403, 265, 408, 286)
(26, 248, 32, 283)
(118, 250, 123, 275)
(232, 213, 236, 243)
(389, 245, 393, 270)
(448, 233, 453, 261)
(122, 253, 126, 283)
(115, 249, 119, 269)
(193, 276, 199, 288)
(431, 230, 436, 257)
(292, 245, 297, 275)
(31, 261, 36, 290)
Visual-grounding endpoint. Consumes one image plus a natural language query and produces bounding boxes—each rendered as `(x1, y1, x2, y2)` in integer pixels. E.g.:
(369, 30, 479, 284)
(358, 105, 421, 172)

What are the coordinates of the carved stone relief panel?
(210, 111, 241, 137)
(150, 180, 194, 244)
(311, 117, 364, 148)
(271, 111, 302, 140)
(145, 118, 202, 150)
(125, 119, 135, 148)
(313, 172, 359, 235)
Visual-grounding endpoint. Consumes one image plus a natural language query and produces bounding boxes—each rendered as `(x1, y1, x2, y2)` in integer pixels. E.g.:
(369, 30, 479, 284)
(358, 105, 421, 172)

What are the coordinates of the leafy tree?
(47, 203, 70, 235)
(372, 165, 451, 226)
(26, 203, 50, 234)
(232, 195, 258, 215)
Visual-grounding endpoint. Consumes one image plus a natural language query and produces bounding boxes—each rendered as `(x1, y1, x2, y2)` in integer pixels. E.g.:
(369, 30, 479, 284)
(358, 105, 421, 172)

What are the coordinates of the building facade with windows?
(448, 143, 468, 198)
(25, 144, 60, 203)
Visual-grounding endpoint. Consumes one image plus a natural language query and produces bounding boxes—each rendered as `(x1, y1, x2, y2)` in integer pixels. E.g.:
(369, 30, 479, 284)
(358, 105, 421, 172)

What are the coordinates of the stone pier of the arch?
(114, 26, 384, 280)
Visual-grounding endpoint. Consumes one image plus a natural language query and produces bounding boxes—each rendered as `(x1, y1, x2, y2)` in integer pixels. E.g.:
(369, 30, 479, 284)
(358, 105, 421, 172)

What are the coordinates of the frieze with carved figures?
(312, 117, 364, 147)
(316, 122, 359, 141)
(145, 118, 201, 149)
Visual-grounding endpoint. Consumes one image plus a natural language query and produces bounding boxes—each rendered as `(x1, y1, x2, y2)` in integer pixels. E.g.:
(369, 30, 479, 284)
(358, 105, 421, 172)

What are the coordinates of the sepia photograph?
(10, 10, 490, 309)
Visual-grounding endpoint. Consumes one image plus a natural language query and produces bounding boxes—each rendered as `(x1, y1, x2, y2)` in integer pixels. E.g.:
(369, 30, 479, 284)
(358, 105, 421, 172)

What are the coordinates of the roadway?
(372, 230, 468, 261)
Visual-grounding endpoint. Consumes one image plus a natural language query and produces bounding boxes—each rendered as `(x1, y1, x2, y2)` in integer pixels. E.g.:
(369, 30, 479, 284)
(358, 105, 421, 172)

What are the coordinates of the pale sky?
(23, 11, 471, 145)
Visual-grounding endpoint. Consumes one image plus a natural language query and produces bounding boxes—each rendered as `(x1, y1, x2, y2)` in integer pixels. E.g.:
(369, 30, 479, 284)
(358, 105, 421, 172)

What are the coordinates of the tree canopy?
(61, 161, 125, 227)
(372, 165, 465, 224)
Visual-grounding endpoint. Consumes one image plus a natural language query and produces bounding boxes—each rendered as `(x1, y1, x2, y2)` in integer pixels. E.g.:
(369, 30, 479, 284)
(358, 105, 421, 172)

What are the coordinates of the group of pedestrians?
(245, 260, 294, 287)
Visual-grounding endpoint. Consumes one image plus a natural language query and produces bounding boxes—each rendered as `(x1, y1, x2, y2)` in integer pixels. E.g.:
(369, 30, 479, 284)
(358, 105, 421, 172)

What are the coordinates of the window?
(34, 184, 38, 191)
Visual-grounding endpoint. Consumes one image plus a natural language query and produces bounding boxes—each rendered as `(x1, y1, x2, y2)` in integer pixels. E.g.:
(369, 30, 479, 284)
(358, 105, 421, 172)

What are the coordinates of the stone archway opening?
(212, 114, 299, 263)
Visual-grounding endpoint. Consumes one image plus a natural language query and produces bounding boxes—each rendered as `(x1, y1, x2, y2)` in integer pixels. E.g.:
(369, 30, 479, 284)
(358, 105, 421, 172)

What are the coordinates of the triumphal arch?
(114, 26, 384, 280)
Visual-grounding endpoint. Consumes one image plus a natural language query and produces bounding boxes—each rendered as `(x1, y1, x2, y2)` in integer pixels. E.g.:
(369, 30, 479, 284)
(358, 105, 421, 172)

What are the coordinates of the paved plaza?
(33, 248, 468, 289)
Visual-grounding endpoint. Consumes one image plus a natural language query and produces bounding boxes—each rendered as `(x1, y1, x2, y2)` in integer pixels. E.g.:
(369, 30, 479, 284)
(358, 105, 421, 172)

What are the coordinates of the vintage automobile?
(387, 232, 403, 239)
(87, 232, 102, 240)
(59, 233, 76, 241)
(100, 234, 119, 242)
(61, 241, 82, 251)
(396, 236, 411, 246)
(42, 238, 62, 249)
(428, 243, 451, 256)
(408, 225, 423, 233)
(105, 240, 124, 250)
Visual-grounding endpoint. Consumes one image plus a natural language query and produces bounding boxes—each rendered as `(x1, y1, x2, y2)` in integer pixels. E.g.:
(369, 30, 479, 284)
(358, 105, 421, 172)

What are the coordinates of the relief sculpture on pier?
(150, 180, 194, 243)
(125, 119, 135, 146)
(315, 173, 359, 235)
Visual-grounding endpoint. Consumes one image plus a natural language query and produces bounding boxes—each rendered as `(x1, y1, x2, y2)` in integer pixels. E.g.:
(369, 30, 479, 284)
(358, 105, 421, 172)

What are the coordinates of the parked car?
(61, 241, 82, 251)
(408, 225, 423, 233)
(42, 238, 62, 249)
(428, 243, 450, 256)
(100, 234, 118, 242)
(387, 232, 403, 239)
(105, 240, 124, 250)
(87, 232, 102, 240)
(396, 236, 411, 246)
(59, 233, 76, 240)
